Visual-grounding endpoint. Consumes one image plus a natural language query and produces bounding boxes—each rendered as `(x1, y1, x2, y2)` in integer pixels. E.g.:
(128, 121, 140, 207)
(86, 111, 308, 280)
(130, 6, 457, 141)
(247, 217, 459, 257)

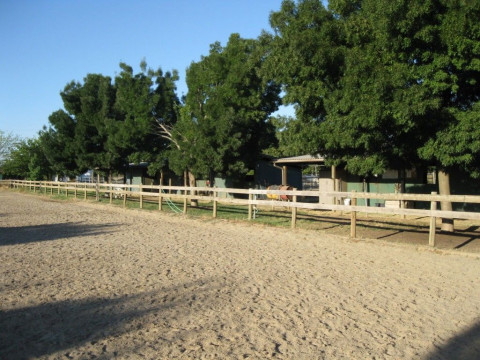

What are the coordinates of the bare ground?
(1, 190, 479, 359)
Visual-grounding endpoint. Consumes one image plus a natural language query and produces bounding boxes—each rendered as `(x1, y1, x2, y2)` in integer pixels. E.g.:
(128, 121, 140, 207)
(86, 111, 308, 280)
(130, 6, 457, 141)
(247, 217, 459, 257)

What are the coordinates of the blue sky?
(0, 0, 293, 139)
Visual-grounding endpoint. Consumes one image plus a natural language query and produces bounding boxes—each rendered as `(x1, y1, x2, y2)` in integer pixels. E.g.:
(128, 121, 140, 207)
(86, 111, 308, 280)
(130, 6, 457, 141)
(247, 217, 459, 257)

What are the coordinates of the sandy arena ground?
(1, 190, 480, 359)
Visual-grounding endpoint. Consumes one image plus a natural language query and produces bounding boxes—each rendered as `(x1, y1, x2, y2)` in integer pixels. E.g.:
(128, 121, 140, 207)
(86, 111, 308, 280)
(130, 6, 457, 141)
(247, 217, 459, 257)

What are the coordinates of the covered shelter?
(273, 154, 331, 186)
(273, 154, 341, 204)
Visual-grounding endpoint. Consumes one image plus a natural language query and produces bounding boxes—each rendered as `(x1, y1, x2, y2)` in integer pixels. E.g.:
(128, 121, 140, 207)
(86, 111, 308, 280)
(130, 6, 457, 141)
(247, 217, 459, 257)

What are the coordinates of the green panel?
(346, 180, 435, 208)
(196, 179, 208, 187)
(405, 183, 436, 209)
(368, 182, 393, 207)
(346, 182, 367, 206)
(132, 176, 142, 185)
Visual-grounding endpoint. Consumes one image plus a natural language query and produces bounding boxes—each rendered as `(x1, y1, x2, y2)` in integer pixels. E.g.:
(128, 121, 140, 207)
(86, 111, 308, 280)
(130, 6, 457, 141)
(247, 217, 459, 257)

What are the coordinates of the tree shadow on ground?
(0, 222, 119, 246)
(424, 321, 480, 360)
(0, 278, 224, 359)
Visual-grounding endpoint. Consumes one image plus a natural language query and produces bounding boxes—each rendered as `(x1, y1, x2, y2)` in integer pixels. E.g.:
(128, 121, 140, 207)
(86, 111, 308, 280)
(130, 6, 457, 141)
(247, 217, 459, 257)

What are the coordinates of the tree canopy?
(266, 0, 480, 178)
(0, 131, 21, 170)
(2, 138, 51, 180)
(162, 33, 281, 181)
(40, 62, 180, 178)
(6, 0, 480, 186)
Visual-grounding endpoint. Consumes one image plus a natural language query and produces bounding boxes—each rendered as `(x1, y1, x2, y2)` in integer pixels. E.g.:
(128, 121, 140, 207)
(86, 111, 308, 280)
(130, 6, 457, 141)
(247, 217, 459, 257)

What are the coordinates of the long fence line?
(3, 179, 480, 247)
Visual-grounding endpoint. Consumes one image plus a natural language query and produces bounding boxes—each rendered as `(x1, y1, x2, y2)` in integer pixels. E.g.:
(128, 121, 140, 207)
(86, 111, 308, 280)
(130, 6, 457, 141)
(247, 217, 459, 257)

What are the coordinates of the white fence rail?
(3, 179, 480, 247)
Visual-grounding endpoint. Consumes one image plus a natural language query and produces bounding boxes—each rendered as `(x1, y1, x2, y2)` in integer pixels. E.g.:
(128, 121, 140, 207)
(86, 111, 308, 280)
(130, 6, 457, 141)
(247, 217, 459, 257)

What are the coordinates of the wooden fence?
(3, 179, 480, 248)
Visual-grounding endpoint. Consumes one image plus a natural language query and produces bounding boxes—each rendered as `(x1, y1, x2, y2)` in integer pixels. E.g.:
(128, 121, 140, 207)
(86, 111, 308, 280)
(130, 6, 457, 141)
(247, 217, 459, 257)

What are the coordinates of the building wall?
(254, 160, 302, 189)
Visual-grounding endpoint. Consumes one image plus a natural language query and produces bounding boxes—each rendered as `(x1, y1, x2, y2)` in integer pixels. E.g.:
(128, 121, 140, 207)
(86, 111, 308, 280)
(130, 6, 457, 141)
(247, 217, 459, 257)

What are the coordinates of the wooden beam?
(213, 188, 218, 218)
(429, 191, 437, 247)
(282, 166, 287, 186)
(248, 192, 253, 220)
(291, 194, 297, 229)
(351, 190, 357, 238)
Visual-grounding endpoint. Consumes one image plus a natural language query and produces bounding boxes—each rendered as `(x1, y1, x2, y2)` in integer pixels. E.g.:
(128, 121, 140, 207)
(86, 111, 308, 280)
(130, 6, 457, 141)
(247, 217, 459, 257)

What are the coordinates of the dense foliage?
(3, 0, 479, 185)
(0, 131, 21, 166)
(38, 61, 179, 179)
(2, 138, 51, 180)
(266, 0, 480, 177)
(162, 34, 281, 181)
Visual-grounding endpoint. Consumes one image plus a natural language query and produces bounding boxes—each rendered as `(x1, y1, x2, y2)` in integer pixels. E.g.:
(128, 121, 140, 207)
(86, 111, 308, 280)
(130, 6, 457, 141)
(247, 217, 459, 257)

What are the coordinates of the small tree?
(0, 130, 21, 167)
(2, 138, 51, 180)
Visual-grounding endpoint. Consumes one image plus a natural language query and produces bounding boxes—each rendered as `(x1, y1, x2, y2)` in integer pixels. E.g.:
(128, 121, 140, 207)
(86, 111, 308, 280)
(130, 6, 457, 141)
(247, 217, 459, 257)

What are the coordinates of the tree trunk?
(438, 170, 454, 232)
(189, 171, 198, 207)
(209, 170, 215, 187)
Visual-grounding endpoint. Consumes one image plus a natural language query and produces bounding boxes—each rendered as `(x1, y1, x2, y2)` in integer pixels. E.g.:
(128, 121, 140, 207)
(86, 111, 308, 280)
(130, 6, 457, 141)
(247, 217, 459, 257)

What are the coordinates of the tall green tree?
(0, 130, 21, 167)
(163, 33, 281, 184)
(67, 73, 118, 176)
(266, 0, 480, 179)
(113, 61, 180, 177)
(2, 138, 51, 180)
(264, 0, 341, 156)
(42, 62, 180, 179)
(39, 110, 79, 177)
(267, 0, 480, 231)
(416, 0, 480, 176)
(41, 73, 117, 177)
(264, 115, 319, 157)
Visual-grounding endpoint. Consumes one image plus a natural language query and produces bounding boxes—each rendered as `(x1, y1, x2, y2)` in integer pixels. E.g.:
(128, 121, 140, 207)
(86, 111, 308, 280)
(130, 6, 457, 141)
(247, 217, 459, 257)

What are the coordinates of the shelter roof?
(273, 154, 325, 166)
(128, 161, 149, 168)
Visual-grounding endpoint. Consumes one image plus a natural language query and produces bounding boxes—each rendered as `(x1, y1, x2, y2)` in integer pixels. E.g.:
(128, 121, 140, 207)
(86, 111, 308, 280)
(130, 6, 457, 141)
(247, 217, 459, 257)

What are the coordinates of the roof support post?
(282, 166, 288, 186)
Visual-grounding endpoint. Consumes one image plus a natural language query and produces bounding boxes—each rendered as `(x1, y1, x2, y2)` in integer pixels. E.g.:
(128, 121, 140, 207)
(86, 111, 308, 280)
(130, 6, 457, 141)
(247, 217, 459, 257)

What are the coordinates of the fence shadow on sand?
(0, 222, 119, 246)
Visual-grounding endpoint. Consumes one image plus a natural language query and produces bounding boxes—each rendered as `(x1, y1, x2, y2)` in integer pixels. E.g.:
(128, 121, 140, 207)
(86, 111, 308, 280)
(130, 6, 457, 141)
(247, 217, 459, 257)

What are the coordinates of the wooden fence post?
(84, 183, 87, 200)
(429, 191, 437, 247)
(139, 184, 143, 209)
(291, 194, 297, 229)
(109, 184, 113, 204)
(123, 188, 127, 208)
(74, 183, 77, 199)
(159, 186, 163, 211)
(213, 188, 218, 218)
(351, 190, 357, 238)
(248, 191, 253, 220)
(95, 178, 100, 201)
(183, 183, 187, 214)
(318, 181, 322, 205)
(57, 182, 60, 195)
(400, 198, 406, 220)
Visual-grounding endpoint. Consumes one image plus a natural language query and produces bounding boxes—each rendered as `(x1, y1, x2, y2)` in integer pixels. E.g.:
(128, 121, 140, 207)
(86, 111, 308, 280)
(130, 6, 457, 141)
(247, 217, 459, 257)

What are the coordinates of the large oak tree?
(162, 34, 281, 185)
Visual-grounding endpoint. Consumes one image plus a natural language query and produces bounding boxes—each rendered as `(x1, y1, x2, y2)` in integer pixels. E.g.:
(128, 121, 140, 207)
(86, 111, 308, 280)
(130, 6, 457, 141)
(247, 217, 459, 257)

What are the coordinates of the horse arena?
(1, 190, 479, 359)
